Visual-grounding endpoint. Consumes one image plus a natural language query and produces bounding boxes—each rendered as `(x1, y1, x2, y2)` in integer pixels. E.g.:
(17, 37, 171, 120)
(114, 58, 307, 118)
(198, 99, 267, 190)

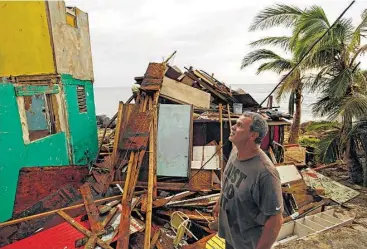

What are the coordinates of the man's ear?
(251, 131, 259, 142)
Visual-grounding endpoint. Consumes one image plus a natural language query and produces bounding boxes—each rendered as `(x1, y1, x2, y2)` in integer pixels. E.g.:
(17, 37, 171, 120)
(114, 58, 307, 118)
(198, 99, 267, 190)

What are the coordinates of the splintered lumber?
(80, 183, 103, 233)
(144, 101, 157, 249)
(57, 211, 113, 249)
(156, 210, 214, 222)
(150, 229, 161, 249)
(101, 206, 118, 228)
(152, 191, 195, 208)
(165, 193, 220, 207)
(160, 76, 211, 109)
(117, 98, 153, 249)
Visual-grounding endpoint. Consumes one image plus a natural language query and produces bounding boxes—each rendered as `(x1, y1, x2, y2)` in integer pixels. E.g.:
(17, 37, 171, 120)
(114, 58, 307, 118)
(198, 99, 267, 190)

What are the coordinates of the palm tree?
(242, 5, 307, 144)
(295, 8, 367, 184)
(246, 4, 367, 184)
(241, 43, 304, 144)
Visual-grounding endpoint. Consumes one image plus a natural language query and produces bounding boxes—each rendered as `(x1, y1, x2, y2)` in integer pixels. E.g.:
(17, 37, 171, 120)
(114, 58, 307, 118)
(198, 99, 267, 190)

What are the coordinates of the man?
(213, 112, 283, 249)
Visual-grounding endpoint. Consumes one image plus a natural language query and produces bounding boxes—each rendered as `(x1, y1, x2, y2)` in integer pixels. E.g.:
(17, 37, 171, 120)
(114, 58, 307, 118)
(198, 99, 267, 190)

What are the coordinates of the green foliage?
(305, 121, 340, 133)
(299, 136, 320, 148)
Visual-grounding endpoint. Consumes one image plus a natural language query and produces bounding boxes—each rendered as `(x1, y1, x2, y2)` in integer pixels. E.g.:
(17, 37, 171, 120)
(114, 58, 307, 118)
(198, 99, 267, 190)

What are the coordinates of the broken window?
(66, 7, 77, 28)
(77, 86, 87, 113)
(23, 93, 57, 141)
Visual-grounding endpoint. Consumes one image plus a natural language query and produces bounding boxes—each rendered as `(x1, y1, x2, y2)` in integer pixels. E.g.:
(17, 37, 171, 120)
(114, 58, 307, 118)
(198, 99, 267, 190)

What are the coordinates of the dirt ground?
(274, 165, 367, 249)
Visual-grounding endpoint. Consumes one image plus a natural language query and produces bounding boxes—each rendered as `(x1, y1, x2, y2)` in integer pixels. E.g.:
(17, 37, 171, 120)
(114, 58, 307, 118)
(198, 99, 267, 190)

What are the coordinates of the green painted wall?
(0, 83, 69, 222)
(62, 74, 98, 166)
(0, 76, 98, 222)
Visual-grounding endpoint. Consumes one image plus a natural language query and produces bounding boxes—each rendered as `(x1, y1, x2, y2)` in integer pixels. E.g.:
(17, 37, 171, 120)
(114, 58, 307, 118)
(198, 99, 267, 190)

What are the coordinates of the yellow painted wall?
(0, 1, 55, 77)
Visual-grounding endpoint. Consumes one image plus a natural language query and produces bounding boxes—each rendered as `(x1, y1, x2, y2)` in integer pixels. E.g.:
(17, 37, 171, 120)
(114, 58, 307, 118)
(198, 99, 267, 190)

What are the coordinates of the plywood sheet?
(302, 169, 360, 204)
(157, 105, 191, 177)
(160, 77, 211, 109)
(276, 164, 303, 184)
(48, 2, 94, 80)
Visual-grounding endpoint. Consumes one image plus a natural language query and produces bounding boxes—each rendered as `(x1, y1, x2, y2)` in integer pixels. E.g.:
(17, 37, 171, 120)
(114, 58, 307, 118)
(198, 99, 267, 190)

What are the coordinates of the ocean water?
(93, 84, 320, 122)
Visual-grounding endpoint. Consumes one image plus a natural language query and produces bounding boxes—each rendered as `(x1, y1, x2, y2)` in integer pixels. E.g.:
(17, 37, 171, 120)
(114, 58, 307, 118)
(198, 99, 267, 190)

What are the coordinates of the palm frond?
(241, 49, 285, 69)
(249, 36, 292, 51)
(256, 59, 293, 74)
(350, 44, 367, 66)
(338, 95, 367, 121)
(315, 129, 343, 163)
(249, 4, 303, 31)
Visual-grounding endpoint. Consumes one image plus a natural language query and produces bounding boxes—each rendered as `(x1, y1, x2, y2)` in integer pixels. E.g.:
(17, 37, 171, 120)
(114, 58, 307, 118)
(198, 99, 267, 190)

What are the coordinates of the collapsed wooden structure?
(0, 61, 359, 249)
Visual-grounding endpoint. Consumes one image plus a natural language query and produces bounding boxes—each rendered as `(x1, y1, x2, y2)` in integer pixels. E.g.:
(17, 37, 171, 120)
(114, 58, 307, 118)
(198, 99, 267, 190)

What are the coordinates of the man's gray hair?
(242, 111, 268, 144)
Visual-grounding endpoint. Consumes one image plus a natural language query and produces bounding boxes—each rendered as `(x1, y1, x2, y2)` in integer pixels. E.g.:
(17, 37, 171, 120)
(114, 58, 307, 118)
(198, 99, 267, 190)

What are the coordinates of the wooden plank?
(219, 104, 224, 177)
(14, 84, 59, 96)
(152, 191, 195, 208)
(84, 235, 97, 249)
(57, 211, 113, 249)
(160, 76, 211, 109)
(101, 206, 118, 228)
(144, 105, 157, 249)
(150, 229, 161, 249)
(79, 183, 103, 234)
(117, 150, 149, 249)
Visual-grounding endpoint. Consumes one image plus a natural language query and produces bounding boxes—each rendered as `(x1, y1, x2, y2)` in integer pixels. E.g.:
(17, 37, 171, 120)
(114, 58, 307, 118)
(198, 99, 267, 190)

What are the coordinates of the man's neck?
(235, 143, 261, 161)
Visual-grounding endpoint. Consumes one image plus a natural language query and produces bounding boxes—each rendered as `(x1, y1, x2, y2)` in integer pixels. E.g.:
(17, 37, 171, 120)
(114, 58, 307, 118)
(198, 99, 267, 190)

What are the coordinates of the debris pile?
(0, 58, 360, 249)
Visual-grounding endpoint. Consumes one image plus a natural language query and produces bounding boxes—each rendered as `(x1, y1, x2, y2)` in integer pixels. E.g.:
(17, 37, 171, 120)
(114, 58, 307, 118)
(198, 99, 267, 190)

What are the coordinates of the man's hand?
(212, 198, 220, 218)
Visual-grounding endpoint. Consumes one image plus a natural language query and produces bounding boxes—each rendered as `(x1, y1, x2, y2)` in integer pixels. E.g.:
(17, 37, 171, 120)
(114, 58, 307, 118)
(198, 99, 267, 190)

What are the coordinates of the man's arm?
(256, 212, 283, 249)
(253, 170, 284, 249)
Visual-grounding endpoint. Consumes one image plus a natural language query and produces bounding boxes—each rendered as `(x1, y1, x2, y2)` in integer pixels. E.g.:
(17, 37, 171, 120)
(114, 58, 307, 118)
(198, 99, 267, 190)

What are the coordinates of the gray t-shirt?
(218, 149, 283, 249)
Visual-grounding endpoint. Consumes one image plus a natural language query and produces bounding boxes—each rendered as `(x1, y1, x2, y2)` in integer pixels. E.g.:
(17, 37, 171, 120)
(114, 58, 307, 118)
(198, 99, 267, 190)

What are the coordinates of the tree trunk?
(288, 90, 302, 144)
(345, 138, 363, 184)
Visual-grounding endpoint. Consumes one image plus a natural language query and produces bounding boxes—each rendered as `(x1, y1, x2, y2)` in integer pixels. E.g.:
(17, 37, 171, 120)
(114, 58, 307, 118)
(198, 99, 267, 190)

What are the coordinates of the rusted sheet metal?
(14, 85, 59, 96)
(119, 110, 153, 151)
(0, 185, 82, 247)
(79, 183, 103, 234)
(14, 166, 88, 215)
(140, 63, 166, 91)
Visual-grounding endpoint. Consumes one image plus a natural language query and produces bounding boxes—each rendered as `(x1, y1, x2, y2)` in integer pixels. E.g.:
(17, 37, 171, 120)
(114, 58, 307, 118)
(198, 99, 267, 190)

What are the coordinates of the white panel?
(191, 146, 219, 170)
(276, 164, 302, 184)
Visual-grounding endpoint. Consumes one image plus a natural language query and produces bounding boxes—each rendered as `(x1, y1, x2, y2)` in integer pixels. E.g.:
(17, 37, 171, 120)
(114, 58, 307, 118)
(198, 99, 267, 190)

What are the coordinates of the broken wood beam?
(144, 104, 157, 249)
(152, 191, 195, 208)
(80, 183, 103, 234)
(0, 191, 146, 228)
(57, 211, 113, 249)
(219, 104, 224, 177)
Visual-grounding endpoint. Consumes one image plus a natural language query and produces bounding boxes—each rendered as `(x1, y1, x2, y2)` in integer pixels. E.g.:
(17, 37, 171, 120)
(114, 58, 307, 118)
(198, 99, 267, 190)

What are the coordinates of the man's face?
(229, 116, 258, 145)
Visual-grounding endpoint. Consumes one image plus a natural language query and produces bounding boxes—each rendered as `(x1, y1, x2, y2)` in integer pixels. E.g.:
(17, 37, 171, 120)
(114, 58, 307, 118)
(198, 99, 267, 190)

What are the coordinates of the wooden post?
(144, 104, 156, 249)
(219, 104, 224, 177)
(112, 102, 124, 165)
(227, 104, 232, 133)
(153, 94, 158, 199)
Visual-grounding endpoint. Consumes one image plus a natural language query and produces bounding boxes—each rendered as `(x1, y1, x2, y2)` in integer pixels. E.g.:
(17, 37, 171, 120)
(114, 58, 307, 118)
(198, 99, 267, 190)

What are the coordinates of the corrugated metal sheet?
(157, 104, 191, 177)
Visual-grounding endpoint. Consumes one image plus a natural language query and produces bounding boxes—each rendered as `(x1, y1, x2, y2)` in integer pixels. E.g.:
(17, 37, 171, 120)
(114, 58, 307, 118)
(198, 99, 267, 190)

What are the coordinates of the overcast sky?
(66, 0, 366, 88)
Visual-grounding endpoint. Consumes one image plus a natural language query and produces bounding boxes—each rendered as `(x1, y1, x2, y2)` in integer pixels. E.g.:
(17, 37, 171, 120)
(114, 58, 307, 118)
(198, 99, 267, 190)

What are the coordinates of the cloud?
(66, 0, 367, 87)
